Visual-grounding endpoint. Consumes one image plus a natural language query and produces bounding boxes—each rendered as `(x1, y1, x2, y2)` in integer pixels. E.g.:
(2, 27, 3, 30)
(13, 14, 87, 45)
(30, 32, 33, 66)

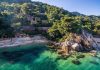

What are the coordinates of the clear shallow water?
(0, 44, 100, 70)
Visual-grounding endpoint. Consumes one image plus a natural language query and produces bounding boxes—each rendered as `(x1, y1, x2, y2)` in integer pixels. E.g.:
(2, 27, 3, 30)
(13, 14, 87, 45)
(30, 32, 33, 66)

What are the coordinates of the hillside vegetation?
(0, 0, 100, 41)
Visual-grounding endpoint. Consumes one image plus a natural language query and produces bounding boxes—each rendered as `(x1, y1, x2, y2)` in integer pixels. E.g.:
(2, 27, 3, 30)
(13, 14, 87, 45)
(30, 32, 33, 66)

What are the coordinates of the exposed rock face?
(61, 34, 94, 55)
(62, 40, 80, 55)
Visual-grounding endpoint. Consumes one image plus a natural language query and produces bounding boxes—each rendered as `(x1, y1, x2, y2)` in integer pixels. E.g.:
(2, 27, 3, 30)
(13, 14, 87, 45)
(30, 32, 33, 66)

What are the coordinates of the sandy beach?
(0, 35, 48, 48)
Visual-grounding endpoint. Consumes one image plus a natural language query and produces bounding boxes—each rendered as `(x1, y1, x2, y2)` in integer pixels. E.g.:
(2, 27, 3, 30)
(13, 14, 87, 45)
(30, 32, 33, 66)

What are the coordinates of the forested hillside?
(0, 0, 31, 3)
(0, 0, 100, 41)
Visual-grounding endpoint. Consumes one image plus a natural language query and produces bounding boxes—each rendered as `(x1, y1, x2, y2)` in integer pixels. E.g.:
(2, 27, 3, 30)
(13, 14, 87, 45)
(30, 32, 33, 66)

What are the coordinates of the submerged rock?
(90, 61, 99, 65)
(56, 55, 68, 60)
(76, 55, 85, 59)
(72, 59, 81, 65)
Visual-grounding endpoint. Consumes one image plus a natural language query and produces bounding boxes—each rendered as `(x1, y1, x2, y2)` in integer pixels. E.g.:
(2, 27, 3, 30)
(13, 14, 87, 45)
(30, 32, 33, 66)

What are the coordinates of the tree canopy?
(0, 1, 99, 39)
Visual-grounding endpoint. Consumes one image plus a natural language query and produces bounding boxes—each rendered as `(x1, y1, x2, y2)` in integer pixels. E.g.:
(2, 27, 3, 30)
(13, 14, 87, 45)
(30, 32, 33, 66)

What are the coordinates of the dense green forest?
(0, 0, 100, 41)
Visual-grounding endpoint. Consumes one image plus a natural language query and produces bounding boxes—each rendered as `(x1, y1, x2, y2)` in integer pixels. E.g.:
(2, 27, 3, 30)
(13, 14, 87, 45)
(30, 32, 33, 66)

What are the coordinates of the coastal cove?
(0, 43, 100, 70)
(0, 0, 100, 70)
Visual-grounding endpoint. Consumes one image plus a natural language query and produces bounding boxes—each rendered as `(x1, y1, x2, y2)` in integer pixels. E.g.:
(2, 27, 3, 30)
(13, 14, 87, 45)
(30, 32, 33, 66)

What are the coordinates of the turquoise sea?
(0, 44, 100, 70)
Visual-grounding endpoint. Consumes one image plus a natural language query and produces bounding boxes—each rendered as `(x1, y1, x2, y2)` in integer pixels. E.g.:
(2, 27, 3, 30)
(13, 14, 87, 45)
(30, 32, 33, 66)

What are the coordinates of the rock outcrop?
(61, 34, 94, 55)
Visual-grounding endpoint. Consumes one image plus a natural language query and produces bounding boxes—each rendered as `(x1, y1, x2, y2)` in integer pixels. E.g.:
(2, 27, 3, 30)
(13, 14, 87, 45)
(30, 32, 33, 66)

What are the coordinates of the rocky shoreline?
(0, 34, 99, 58)
(49, 33, 100, 57)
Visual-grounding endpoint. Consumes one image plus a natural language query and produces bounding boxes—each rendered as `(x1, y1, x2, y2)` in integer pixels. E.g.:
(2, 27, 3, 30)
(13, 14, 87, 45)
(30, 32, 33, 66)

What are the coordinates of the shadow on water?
(0, 44, 48, 64)
(0, 44, 58, 70)
(29, 58, 58, 70)
(90, 61, 99, 65)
